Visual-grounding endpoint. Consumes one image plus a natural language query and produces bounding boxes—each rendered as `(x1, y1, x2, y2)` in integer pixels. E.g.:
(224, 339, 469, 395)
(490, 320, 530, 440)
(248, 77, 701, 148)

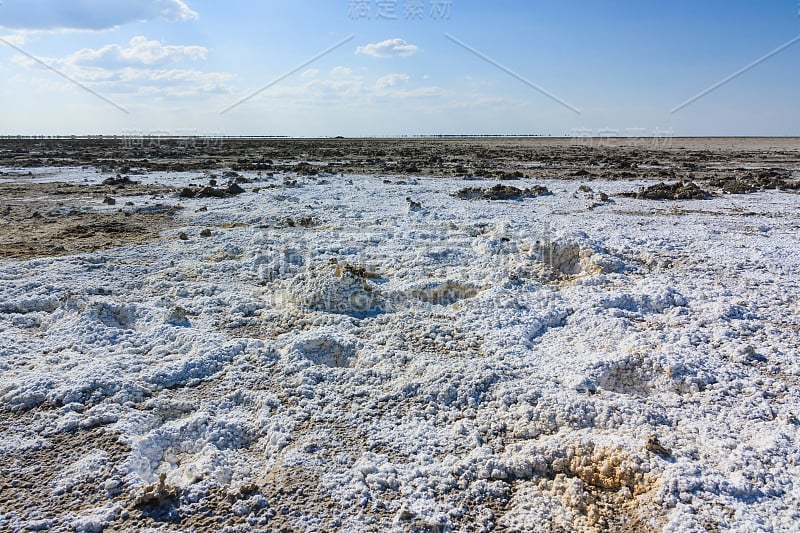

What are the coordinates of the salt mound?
(522, 234, 624, 280)
(407, 280, 480, 306)
(285, 263, 382, 316)
(493, 439, 659, 531)
(88, 301, 138, 329)
(283, 331, 357, 368)
(594, 353, 716, 396)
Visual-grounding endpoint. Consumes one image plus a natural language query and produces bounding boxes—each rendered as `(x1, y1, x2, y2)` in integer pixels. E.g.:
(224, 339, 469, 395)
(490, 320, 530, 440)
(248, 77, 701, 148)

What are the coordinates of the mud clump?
(406, 196, 422, 212)
(279, 216, 318, 228)
(179, 182, 246, 199)
(102, 175, 138, 187)
(454, 184, 551, 201)
(709, 170, 800, 194)
(333, 260, 380, 280)
(645, 434, 672, 458)
(498, 170, 526, 180)
(622, 181, 710, 200)
(134, 472, 181, 512)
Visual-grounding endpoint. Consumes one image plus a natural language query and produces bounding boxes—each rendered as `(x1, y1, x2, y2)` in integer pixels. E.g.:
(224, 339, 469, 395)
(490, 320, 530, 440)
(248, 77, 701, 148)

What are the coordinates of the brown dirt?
(0, 410, 130, 527)
(2, 136, 799, 181)
(0, 182, 180, 259)
(620, 181, 711, 200)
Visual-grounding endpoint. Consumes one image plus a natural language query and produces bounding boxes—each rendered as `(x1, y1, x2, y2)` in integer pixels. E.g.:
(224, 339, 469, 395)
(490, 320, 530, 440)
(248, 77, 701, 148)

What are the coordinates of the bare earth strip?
(0, 182, 180, 259)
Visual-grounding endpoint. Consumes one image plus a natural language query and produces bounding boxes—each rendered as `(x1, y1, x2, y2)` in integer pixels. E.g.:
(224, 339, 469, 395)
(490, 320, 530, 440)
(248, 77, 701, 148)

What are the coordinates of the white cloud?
(69, 37, 206, 68)
(0, 33, 28, 46)
(131, 69, 233, 96)
(11, 35, 233, 98)
(376, 73, 410, 89)
(301, 69, 319, 78)
(399, 86, 445, 98)
(263, 70, 443, 106)
(356, 38, 418, 58)
(329, 66, 353, 78)
(0, 0, 197, 31)
(104, 68, 234, 97)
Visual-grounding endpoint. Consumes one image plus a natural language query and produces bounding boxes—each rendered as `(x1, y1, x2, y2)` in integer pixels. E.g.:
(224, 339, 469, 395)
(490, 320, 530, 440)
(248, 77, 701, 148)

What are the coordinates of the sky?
(0, 0, 799, 137)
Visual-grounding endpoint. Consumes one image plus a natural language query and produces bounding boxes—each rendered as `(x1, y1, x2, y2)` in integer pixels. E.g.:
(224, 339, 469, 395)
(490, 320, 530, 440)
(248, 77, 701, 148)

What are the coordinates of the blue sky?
(0, 0, 798, 136)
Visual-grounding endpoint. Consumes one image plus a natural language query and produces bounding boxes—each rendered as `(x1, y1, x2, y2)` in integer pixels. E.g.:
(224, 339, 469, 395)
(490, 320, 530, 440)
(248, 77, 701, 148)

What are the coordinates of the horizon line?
(1, 135, 799, 140)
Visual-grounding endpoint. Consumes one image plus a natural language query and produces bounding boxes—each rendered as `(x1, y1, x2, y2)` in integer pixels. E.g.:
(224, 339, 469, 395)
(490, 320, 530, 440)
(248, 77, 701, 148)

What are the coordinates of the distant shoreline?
(1, 135, 800, 141)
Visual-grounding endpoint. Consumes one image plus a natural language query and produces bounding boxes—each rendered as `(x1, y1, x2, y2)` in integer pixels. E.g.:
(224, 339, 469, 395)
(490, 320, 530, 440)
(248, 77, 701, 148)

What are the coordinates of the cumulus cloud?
(329, 66, 354, 78)
(376, 73, 410, 89)
(123, 69, 233, 96)
(301, 69, 319, 78)
(0, 0, 197, 31)
(264, 70, 443, 105)
(356, 38, 418, 58)
(0, 33, 28, 46)
(68, 37, 206, 68)
(11, 35, 232, 98)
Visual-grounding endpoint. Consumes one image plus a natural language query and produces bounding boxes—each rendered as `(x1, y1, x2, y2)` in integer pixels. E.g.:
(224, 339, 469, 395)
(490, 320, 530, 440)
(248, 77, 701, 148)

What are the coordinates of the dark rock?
(295, 162, 318, 176)
(226, 183, 245, 195)
(453, 187, 485, 200)
(709, 170, 799, 194)
(280, 216, 317, 228)
(622, 181, 710, 200)
(498, 171, 525, 180)
(455, 184, 552, 201)
(298, 216, 316, 227)
(336, 262, 379, 279)
(178, 232, 189, 240)
(103, 197, 116, 205)
(645, 434, 672, 457)
(406, 197, 422, 211)
(102, 175, 137, 186)
(197, 186, 226, 198)
(200, 228, 212, 237)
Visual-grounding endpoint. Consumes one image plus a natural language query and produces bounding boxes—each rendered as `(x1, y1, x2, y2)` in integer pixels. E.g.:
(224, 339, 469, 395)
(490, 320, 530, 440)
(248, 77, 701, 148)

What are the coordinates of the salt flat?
(1, 138, 799, 532)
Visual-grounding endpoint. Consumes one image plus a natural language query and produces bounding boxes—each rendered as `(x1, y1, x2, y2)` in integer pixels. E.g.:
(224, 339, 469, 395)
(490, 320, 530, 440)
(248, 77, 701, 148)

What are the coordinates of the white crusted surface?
(1, 170, 799, 531)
